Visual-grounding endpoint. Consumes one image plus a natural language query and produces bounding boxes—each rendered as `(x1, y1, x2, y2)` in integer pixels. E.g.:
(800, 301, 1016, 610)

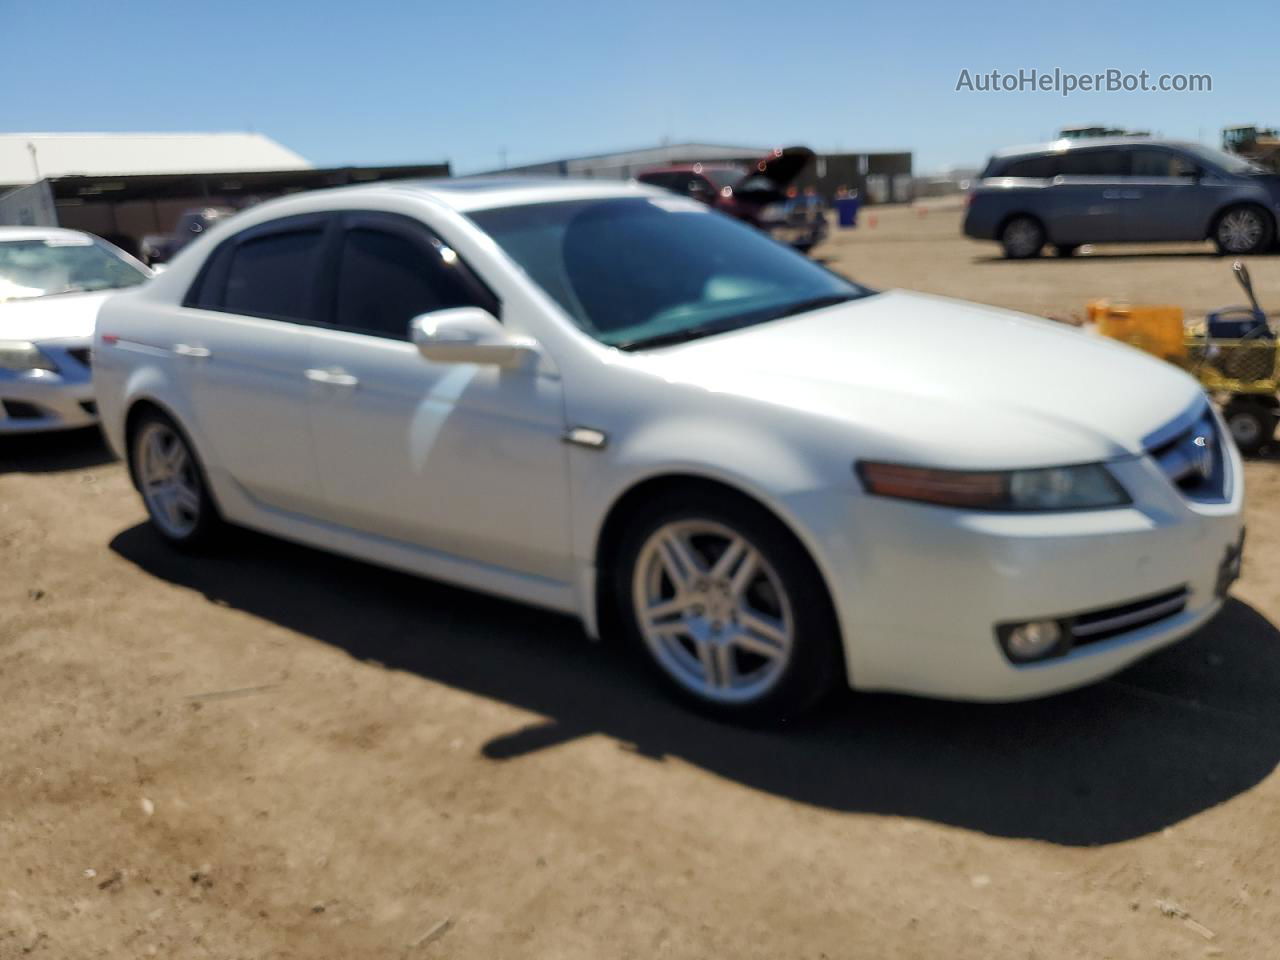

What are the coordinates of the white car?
(93, 178, 1245, 720)
(1, 227, 150, 433)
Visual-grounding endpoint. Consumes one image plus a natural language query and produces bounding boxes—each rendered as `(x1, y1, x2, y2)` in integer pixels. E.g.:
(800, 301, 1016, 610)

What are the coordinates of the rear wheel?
(129, 410, 222, 548)
(1000, 216, 1044, 259)
(1213, 206, 1274, 255)
(614, 490, 843, 723)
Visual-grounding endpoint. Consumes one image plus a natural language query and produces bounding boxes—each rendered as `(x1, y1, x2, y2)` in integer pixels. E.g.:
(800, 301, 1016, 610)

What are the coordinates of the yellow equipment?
(1093, 262, 1279, 453)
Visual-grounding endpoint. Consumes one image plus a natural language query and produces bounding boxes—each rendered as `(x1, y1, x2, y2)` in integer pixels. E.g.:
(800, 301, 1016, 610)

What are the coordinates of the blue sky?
(5, 0, 1276, 174)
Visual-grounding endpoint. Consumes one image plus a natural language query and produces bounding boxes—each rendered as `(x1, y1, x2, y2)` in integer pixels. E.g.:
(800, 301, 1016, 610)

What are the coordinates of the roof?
(392, 176, 654, 212)
(0, 132, 311, 186)
(0, 225, 98, 243)
(991, 136, 1192, 157)
(164, 177, 657, 241)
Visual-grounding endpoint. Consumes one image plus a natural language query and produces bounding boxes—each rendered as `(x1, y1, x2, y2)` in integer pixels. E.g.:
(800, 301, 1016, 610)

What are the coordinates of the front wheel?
(1213, 206, 1274, 256)
(1000, 216, 1045, 259)
(130, 410, 222, 548)
(1223, 400, 1276, 456)
(614, 492, 843, 723)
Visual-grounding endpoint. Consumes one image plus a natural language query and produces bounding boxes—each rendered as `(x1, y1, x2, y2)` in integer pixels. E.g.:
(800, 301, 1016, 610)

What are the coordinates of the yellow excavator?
(1223, 125, 1280, 172)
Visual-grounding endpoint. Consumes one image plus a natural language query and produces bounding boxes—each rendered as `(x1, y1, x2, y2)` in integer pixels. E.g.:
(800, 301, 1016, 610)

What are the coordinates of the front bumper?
(0, 342, 97, 434)
(808, 444, 1245, 701)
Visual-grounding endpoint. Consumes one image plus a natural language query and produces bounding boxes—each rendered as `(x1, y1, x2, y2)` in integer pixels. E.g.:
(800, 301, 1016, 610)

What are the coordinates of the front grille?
(67, 347, 92, 368)
(1147, 404, 1226, 502)
(2, 399, 45, 420)
(1069, 586, 1189, 647)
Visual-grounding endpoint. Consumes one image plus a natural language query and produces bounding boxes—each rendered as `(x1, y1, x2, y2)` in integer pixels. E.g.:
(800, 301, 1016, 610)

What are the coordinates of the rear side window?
(1130, 150, 1198, 178)
(223, 229, 324, 322)
(1057, 149, 1126, 177)
(999, 155, 1060, 178)
(333, 227, 481, 339)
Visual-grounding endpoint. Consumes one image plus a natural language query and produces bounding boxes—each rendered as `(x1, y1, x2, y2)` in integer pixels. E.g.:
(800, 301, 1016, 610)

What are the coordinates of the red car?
(636, 146, 827, 252)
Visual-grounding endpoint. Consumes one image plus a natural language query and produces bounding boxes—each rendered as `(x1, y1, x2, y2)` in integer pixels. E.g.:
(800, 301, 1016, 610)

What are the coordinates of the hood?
(734, 146, 814, 196)
(0, 290, 112, 343)
(643, 290, 1203, 469)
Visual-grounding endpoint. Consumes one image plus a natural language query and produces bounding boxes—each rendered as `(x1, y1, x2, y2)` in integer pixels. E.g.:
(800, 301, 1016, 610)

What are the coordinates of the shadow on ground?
(971, 250, 1234, 264)
(0, 427, 116, 475)
(110, 522, 1280, 847)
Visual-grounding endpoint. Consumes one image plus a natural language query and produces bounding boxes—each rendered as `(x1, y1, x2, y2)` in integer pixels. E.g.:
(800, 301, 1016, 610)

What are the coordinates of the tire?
(613, 489, 843, 723)
(128, 409, 222, 549)
(1222, 400, 1274, 456)
(1213, 205, 1274, 256)
(1054, 244, 1079, 258)
(1000, 216, 1044, 259)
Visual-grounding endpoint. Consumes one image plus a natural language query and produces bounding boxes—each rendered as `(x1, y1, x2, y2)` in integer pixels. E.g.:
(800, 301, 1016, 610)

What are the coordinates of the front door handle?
(173, 343, 211, 358)
(304, 367, 359, 388)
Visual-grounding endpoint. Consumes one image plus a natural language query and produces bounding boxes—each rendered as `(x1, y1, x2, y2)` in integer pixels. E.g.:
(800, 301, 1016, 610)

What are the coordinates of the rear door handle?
(173, 343, 211, 358)
(304, 367, 359, 388)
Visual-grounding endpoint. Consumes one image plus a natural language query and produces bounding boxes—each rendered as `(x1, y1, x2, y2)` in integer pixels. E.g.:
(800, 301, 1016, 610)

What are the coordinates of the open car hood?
(734, 146, 814, 195)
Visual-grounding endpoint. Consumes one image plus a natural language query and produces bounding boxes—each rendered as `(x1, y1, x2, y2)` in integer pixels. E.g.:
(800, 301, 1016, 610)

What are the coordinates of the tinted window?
(469, 197, 870, 349)
(1130, 150, 1198, 178)
(334, 227, 477, 339)
(1057, 149, 1126, 177)
(1000, 155, 1059, 178)
(223, 229, 323, 322)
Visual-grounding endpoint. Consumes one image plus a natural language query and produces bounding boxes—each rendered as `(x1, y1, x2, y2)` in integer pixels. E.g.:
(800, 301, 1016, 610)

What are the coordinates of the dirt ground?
(3, 205, 1279, 960)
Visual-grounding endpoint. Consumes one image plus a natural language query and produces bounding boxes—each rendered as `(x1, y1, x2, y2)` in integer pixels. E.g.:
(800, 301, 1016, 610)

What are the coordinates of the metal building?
(0, 132, 449, 255)
(479, 141, 914, 203)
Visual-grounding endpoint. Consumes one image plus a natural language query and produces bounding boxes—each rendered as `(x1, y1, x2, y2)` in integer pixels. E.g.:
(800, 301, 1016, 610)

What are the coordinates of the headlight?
(0, 340, 58, 373)
(856, 461, 1130, 511)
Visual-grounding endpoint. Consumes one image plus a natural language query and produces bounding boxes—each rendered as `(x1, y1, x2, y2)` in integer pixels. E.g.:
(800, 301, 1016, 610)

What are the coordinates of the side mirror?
(410, 307, 538, 369)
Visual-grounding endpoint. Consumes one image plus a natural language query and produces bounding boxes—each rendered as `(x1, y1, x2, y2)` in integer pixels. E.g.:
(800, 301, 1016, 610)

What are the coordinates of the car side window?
(1057, 149, 1126, 177)
(222, 228, 326, 322)
(332, 226, 481, 340)
(1001, 155, 1059, 178)
(1130, 150, 1197, 178)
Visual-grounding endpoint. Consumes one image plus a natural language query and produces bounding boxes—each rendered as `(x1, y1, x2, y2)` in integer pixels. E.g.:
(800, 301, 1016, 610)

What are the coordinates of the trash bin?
(835, 195, 860, 228)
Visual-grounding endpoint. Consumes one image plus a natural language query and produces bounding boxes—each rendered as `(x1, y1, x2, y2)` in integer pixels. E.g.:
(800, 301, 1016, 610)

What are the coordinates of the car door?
(179, 213, 330, 517)
(1120, 147, 1221, 242)
(1043, 148, 1128, 244)
(304, 211, 573, 581)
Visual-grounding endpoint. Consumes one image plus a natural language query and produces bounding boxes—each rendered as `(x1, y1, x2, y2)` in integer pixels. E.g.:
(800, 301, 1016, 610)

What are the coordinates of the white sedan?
(93, 178, 1245, 720)
(1, 227, 150, 433)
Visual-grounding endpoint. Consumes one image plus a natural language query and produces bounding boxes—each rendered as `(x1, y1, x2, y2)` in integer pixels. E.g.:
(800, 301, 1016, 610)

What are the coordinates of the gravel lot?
(3, 204, 1279, 959)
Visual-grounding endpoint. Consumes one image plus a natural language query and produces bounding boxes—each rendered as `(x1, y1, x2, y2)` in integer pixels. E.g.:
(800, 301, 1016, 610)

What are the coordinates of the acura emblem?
(1191, 434, 1213, 478)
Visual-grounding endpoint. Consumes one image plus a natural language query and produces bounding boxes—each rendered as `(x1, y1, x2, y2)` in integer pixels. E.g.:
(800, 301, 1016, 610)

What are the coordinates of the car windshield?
(1181, 143, 1267, 175)
(0, 236, 148, 303)
(469, 196, 870, 349)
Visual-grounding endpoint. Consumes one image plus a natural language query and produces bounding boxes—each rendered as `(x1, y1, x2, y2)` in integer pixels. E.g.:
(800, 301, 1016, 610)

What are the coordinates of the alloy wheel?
(1218, 209, 1264, 253)
(137, 421, 202, 539)
(631, 519, 794, 704)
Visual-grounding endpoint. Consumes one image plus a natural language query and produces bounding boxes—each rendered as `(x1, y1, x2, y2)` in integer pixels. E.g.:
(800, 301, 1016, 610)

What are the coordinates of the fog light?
(1001, 620, 1065, 663)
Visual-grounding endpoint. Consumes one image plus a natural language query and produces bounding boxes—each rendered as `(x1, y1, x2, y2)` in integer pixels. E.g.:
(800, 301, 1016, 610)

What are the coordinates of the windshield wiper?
(758, 293, 861, 321)
(612, 321, 745, 351)
(613, 293, 861, 352)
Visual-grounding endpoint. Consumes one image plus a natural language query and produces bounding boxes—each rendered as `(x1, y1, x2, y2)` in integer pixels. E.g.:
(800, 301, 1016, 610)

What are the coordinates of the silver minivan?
(964, 137, 1280, 258)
